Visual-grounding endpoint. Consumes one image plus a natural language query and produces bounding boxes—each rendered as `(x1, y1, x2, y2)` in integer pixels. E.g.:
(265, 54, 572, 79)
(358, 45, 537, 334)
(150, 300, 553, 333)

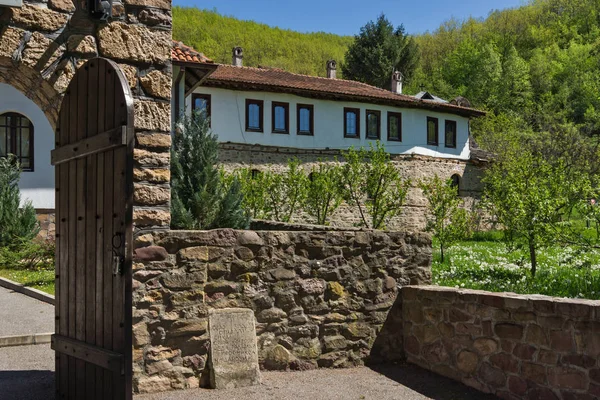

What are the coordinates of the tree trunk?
(529, 241, 537, 278)
(440, 243, 444, 263)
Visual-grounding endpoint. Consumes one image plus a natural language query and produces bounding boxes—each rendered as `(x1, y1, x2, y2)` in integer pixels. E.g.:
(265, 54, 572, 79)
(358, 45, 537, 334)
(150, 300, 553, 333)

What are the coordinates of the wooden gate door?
(51, 58, 134, 400)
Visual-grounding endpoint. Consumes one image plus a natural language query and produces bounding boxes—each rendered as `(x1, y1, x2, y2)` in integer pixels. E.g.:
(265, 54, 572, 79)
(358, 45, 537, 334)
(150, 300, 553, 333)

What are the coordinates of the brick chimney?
(232, 47, 243, 67)
(327, 60, 337, 79)
(391, 70, 403, 94)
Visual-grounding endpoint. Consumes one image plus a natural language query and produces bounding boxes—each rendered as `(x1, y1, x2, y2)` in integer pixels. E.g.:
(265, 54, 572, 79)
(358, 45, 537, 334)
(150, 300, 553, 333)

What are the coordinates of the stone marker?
(208, 308, 261, 389)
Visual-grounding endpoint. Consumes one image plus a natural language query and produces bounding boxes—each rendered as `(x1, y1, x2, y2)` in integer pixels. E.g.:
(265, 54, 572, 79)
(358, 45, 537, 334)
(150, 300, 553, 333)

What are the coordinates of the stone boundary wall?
(402, 286, 600, 400)
(131, 228, 431, 393)
(219, 143, 487, 230)
(0, 0, 172, 229)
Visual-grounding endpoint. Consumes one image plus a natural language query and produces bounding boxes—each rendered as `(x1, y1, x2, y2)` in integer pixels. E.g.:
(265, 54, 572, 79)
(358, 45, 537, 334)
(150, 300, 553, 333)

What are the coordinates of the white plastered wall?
(187, 86, 471, 160)
(0, 82, 55, 209)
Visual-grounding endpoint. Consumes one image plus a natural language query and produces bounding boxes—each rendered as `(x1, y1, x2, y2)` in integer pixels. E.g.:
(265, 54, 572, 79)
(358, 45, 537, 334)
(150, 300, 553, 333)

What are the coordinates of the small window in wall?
(272, 102, 289, 134)
(445, 120, 457, 148)
(192, 94, 211, 119)
(251, 169, 261, 179)
(366, 110, 381, 140)
(344, 107, 360, 138)
(427, 117, 439, 146)
(388, 112, 402, 142)
(0, 112, 34, 171)
(297, 104, 314, 136)
(246, 99, 264, 132)
(451, 174, 461, 194)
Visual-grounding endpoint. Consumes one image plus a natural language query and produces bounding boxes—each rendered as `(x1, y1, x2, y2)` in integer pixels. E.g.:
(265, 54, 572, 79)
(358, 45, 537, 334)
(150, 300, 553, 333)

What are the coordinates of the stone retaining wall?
(402, 286, 600, 400)
(219, 143, 487, 230)
(131, 228, 431, 393)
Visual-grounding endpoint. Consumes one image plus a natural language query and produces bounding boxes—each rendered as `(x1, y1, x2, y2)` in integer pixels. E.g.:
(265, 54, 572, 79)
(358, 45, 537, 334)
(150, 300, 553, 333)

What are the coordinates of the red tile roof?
(171, 41, 485, 117)
(204, 64, 485, 117)
(172, 41, 213, 64)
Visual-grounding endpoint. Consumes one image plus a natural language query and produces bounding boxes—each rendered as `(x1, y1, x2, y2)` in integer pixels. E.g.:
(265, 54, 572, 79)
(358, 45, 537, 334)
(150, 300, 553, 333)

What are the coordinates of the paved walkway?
(0, 340, 496, 400)
(0, 286, 54, 337)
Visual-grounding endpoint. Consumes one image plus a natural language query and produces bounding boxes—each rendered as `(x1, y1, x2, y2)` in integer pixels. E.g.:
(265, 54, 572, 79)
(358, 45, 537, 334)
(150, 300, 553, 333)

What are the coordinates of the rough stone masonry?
(0, 0, 173, 230)
(131, 228, 432, 393)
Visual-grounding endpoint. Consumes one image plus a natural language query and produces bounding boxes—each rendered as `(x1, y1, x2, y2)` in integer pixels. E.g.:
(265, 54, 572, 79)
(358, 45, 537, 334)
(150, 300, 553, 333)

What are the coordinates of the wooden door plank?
(95, 59, 107, 399)
(52, 335, 124, 373)
(50, 126, 127, 165)
(75, 61, 89, 400)
(85, 60, 99, 400)
(103, 61, 116, 400)
(67, 66, 79, 400)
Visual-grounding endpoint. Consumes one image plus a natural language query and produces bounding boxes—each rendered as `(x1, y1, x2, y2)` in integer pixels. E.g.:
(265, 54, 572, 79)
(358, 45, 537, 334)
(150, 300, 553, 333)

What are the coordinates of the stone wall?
(402, 286, 600, 400)
(219, 143, 486, 230)
(131, 228, 432, 393)
(35, 210, 55, 241)
(0, 0, 172, 229)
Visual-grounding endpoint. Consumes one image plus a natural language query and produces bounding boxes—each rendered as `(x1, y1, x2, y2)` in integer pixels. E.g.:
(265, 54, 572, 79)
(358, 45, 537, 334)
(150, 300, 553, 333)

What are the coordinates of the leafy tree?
(0, 156, 39, 248)
(171, 113, 249, 230)
(342, 14, 419, 89)
(263, 159, 308, 223)
(419, 175, 474, 262)
(341, 142, 411, 229)
(304, 162, 344, 225)
(236, 168, 269, 220)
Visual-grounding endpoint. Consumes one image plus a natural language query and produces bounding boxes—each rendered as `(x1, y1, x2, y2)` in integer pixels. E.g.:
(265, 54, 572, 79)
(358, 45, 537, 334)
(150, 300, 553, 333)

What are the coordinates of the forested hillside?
(173, 7, 353, 77)
(174, 0, 600, 138)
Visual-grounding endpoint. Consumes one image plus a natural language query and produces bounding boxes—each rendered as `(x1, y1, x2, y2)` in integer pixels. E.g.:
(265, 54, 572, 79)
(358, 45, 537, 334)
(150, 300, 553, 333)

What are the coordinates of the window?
(366, 110, 380, 140)
(0, 112, 33, 171)
(427, 117, 439, 146)
(245, 99, 264, 132)
(451, 174, 461, 195)
(272, 102, 289, 134)
(251, 169, 261, 179)
(387, 112, 402, 142)
(297, 104, 314, 136)
(445, 120, 457, 148)
(344, 108, 360, 138)
(192, 94, 211, 117)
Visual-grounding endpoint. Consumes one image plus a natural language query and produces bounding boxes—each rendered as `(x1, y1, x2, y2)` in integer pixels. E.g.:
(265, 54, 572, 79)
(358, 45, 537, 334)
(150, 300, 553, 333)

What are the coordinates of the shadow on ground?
(0, 370, 55, 400)
(369, 363, 498, 400)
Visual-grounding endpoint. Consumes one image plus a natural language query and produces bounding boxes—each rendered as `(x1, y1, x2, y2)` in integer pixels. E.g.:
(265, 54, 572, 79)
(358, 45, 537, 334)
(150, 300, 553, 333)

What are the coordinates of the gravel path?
(0, 344, 54, 400)
(137, 364, 497, 400)
(0, 286, 54, 337)
(0, 339, 496, 400)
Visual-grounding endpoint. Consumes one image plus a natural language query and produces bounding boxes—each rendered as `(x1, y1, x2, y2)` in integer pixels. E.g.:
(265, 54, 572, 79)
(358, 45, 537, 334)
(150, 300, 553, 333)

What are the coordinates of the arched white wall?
(187, 86, 471, 160)
(0, 83, 55, 209)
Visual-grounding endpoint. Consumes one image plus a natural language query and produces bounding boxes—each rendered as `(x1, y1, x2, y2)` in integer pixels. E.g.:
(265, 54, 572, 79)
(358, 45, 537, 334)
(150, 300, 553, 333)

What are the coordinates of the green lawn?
(0, 268, 55, 295)
(432, 234, 600, 300)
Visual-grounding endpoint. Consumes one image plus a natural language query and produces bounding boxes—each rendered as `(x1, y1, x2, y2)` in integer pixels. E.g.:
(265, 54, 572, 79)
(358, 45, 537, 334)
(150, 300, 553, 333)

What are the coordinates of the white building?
(172, 45, 485, 161)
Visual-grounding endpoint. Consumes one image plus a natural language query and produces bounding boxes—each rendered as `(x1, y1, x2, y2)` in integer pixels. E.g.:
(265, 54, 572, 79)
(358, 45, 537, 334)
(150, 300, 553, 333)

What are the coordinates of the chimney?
(391, 70, 403, 94)
(232, 47, 243, 67)
(326, 60, 337, 79)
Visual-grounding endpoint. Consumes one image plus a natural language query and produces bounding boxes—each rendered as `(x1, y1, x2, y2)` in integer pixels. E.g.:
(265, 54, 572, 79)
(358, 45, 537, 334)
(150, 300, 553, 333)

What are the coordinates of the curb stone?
(0, 333, 53, 348)
(0, 277, 55, 306)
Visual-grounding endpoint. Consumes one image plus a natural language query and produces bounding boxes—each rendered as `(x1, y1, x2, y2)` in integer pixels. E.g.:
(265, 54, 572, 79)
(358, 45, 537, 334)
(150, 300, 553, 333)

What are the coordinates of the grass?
(0, 267, 55, 295)
(432, 232, 600, 300)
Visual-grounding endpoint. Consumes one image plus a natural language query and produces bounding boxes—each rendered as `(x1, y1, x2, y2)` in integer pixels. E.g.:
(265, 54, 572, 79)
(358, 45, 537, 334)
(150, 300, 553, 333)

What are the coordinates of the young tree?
(342, 14, 419, 89)
(171, 113, 249, 230)
(263, 159, 308, 223)
(341, 142, 411, 229)
(0, 156, 39, 248)
(236, 168, 270, 220)
(304, 162, 344, 225)
(419, 175, 474, 262)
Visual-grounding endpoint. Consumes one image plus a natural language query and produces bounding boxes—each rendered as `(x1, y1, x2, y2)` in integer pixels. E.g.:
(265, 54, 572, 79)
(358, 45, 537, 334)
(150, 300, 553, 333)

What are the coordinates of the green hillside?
(173, 7, 353, 78)
(174, 1, 600, 138)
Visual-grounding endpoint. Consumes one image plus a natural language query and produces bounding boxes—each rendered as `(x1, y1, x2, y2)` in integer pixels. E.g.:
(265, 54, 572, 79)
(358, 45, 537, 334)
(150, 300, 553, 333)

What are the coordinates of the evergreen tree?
(171, 112, 249, 230)
(342, 14, 420, 89)
(0, 156, 39, 248)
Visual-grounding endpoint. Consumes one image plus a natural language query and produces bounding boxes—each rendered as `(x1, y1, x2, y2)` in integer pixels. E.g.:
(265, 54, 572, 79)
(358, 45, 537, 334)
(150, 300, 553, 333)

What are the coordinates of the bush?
(0, 238, 55, 271)
(304, 162, 344, 225)
(171, 113, 250, 230)
(0, 156, 39, 248)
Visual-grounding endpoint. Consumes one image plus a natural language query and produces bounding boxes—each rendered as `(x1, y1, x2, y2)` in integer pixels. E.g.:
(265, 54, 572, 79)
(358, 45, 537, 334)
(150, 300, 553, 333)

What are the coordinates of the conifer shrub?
(171, 113, 250, 230)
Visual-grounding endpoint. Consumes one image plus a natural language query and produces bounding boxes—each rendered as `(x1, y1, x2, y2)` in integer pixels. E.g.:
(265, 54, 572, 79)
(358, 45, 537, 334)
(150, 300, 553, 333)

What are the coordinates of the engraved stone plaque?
(208, 308, 261, 389)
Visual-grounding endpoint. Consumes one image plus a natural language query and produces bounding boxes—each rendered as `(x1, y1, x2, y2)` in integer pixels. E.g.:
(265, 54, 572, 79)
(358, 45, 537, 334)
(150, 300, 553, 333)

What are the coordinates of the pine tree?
(0, 156, 39, 248)
(171, 112, 250, 230)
